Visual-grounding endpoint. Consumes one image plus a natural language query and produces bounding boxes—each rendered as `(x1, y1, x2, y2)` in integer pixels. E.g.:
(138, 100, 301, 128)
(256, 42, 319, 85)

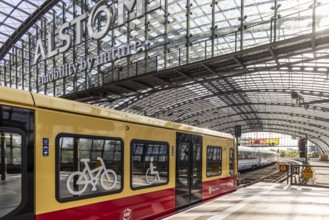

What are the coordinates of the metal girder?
(223, 125, 322, 142)
(268, 47, 280, 67)
(1, 0, 328, 154)
(224, 123, 328, 147)
(198, 111, 324, 126)
(232, 55, 245, 68)
(176, 70, 200, 83)
(65, 61, 329, 106)
(311, 36, 316, 58)
(195, 111, 329, 148)
(233, 127, 328, 153)
(227, 127, 308, 137)
(61, 30, 329, 102)
(212, 118, 329, 140)
(151, 75, 175, 85)
(0, 32, 11, 38)
(0, 0, 61, 61)
(201, 63, 223, 78)
(115, 94, 152, 111)
(133, 80, 155, 89)
(306, 99, 329, 105)
(176, 102, 329, 123)
(0, 0, 31, 16)
(0, 11, 24, 23)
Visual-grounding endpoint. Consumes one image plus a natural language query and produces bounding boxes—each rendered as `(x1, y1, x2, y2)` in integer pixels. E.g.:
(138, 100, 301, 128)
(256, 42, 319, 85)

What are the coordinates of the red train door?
(175, 133, 202, 210)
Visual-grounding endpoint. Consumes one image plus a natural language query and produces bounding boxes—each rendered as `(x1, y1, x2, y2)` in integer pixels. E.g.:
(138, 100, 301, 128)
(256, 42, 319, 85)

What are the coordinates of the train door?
(0, 106, 35, 220)
(175, 133, 202, 210)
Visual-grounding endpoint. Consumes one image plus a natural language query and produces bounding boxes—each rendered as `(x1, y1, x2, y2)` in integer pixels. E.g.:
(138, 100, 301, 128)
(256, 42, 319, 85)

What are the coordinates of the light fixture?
(291, 91, 304, 104)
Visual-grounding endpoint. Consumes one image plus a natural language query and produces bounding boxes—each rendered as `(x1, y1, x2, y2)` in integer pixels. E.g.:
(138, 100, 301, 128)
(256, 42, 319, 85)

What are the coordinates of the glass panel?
(192, 144, 201, 178)
(58, 135, 122, 200)
(0, 132, 23, 218)
(229, 148, 234, 176)
(178, 142, 189, 179)
(91, 139, 104, 160)
(277, 0, 313, 41)
(316, 2, 329, 32)
(206, 146, 222, 176)
(131, 141, 169, 189)
(79, 138, 92, 159)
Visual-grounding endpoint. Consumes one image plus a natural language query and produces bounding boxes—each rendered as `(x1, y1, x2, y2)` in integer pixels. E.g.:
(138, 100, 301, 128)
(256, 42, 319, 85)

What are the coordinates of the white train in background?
(238, 146, 278, 171)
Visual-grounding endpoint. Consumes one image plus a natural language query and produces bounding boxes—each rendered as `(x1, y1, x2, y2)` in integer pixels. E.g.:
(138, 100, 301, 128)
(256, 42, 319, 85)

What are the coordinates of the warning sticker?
(42, 138, 49, 157)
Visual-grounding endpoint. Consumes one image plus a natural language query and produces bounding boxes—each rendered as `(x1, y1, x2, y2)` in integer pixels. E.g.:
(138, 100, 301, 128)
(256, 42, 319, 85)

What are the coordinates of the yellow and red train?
(0, 87, 237, 220)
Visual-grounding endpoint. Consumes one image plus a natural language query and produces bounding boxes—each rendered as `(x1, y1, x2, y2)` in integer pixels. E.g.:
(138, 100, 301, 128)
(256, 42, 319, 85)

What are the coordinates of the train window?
(206, 146, 222, 177)
(238, 151, 256, 160)
(56, 134, 123, 202)
(0, 131, 24, 219)
(229, 148, 234, 176)
(131, 140, 169, 189)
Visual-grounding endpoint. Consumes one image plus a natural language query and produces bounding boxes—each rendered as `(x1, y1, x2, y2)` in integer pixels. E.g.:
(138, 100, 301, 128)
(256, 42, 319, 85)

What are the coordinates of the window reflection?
(131, 141, 169, 189)
(0, 132, 22, 218)
(58, 135, 122, 200)
(207, 146, 222, 177)
(229, 148, 234, 176)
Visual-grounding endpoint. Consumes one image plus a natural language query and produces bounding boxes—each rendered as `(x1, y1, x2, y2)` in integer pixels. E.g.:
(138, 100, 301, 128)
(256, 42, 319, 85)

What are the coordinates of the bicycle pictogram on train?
(66, 157, 117, 195)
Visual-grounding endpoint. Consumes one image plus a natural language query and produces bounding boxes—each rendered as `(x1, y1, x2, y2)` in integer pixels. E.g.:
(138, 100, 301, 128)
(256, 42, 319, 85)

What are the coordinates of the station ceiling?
(1, 0, 329, 152)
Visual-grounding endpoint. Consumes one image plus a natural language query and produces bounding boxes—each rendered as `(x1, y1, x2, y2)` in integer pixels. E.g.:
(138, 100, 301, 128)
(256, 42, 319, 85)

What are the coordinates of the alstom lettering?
(34, 0, 145, 64)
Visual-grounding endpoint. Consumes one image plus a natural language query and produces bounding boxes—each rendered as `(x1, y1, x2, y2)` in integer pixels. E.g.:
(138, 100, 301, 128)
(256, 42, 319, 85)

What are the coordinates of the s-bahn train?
(0, 87, 237, 220)
(238, 146, 277, 171)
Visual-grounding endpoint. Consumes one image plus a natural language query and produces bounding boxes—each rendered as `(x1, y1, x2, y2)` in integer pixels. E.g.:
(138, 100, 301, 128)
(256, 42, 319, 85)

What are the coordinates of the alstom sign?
(34, 0, 145, 64)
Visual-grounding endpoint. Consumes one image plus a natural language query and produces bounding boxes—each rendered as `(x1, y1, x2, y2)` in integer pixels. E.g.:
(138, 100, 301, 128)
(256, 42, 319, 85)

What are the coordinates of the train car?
(0, 87, 237, 220)
(258, 148, 277, 167)
(238, 146, 277, 171)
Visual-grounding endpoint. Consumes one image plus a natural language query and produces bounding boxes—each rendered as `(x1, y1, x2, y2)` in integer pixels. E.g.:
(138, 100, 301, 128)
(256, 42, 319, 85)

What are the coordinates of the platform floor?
(163, 183, 329, 220)
(0, 174, 21, 218)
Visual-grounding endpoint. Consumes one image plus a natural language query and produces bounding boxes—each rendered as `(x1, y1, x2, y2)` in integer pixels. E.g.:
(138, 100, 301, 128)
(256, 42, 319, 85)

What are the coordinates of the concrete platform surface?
(163, 183, 329, 220)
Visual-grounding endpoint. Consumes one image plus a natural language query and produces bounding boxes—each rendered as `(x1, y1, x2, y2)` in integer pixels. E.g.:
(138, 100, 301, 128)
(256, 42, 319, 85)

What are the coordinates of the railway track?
(238, 160, 300, 188)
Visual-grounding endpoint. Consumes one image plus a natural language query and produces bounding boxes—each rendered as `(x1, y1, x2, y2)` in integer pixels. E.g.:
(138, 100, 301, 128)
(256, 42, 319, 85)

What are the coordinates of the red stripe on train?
(36, 188, 175, 220)
(202, 176, 237, 201)
(36, 177, 236, 220)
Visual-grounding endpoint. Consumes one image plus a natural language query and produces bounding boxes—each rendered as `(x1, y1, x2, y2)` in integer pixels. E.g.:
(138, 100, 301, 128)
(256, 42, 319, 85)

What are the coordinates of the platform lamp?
(235, 125, 242, 178)
(298, 137, 307, 165)
(234, 125, 241, 146)
(234, 125, 242, 142)
(234, 125, 241, 155)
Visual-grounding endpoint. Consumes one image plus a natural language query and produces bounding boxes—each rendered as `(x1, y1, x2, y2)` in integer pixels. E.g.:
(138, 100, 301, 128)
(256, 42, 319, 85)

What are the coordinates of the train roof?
(0, 86, 234, 139)
(258, 148, 277, 154)
(238, 146, 259, 153)
(239, 146, 277, 154)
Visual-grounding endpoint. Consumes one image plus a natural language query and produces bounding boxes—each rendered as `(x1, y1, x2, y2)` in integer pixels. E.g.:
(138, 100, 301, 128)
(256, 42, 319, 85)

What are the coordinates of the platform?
(163, 183, 329, 220)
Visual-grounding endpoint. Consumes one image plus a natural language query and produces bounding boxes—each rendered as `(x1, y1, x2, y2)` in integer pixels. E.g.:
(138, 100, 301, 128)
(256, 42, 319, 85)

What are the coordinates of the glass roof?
(0, 0, 329, 152)
(0, 0, 44, 46)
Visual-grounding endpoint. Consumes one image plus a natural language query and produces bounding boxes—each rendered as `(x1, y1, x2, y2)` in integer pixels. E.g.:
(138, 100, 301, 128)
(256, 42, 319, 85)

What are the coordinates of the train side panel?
(0, 87, 236, 220)
(238, 147, 277, 171)
(201, 136, 236, 201)
(35, 108, 176, 219)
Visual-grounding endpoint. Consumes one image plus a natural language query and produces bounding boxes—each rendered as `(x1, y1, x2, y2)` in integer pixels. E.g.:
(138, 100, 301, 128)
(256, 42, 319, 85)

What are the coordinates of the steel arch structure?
(1, 0, 329, 152)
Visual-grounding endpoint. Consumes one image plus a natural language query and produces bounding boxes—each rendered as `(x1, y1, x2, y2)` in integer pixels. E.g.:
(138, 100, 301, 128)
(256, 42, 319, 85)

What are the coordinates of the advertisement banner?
(250, 138, 280, 145)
